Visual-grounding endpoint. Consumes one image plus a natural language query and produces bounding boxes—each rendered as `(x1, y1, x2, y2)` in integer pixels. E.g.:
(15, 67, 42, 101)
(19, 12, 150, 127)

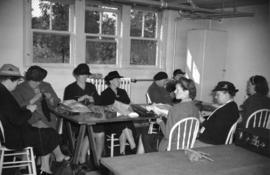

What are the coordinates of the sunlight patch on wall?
(186, 49, 200, 84)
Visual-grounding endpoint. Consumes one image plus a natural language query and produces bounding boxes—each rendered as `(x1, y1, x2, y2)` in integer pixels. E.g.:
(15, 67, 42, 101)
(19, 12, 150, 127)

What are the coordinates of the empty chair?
(106, 133, 130, 157)
(245, 109, 270, 128)
(167, 117, 199, 151)
(146, 92, 160, 134)
(0, 120, 37, 175)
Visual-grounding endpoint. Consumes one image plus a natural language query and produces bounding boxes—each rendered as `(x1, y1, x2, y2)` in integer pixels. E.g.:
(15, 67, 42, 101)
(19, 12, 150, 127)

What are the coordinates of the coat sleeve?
(118, 89, 130, 104)
(0, 90, 31, 126)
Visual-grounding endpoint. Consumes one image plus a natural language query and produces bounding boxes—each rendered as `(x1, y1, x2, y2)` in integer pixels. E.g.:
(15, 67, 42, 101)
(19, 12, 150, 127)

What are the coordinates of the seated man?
(147, 71, 173, 105)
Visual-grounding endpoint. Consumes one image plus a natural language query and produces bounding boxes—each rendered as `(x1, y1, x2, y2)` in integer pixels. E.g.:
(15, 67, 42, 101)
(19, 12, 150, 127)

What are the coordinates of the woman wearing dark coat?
(196, 81, 239, 146)
(0, 64, 69, 175)
(240, 75, 270, 128)
(63, 63, 104, 164)
(99, 71, 136, 155)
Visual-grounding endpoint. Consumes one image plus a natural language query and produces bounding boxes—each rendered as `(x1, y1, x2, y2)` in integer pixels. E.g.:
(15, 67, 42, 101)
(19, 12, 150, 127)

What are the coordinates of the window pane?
(85, 10, 100, 34)
(86, 37, 116, 64)
(33, 33, 70, 63)
(102, 12, 117, 35)
(32, 0, 50, 29)
(130, 39, 156, 65)
(144, 12, 156, 38)
(130, 10, 142, 37)
(51, 3, 69, 31)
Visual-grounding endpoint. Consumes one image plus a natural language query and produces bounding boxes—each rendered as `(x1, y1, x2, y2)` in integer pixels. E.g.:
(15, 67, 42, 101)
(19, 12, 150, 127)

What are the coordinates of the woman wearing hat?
(100, 71, 136, 155)
(13, 65, 61, 129)
(63, 63, 104, 165)
(196, 81, 240, 146)
(0, 64, 69, 175)
(240, 75, 270, 127)
(147, 71, 173, 105)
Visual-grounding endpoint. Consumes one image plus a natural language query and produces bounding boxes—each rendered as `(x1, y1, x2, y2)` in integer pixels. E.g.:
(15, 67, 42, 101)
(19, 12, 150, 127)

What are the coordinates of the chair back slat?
(225, 119, 239, 144)
(246, 109, 270, 128)
(0, 120, 5, 146)
(88, 78, 131, 97)
(167, 117, 199, 151)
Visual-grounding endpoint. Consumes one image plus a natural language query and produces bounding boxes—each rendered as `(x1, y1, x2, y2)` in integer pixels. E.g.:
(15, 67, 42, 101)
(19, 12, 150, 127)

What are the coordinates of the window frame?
(24, 0, 164, 69)
(127, 8, 161, 68)
(84, 2, 121, 67)
(24, 0, 75, 67)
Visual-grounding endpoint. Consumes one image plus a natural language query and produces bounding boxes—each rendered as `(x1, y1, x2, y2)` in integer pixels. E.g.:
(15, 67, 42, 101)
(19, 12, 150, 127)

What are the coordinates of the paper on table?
(61, 100, 91, 113)
(145, 103, 171, 117)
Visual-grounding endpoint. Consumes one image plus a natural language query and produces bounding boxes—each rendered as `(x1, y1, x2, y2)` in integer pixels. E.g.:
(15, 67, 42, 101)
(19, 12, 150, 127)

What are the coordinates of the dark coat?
(0, 83, 59, 155)
(100, 87, 130, 105)
(198, 101, 239, 145)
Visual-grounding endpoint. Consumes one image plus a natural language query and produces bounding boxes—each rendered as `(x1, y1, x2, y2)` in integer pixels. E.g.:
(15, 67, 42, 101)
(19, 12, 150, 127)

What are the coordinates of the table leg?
(72, 125, 86, 165)
(65, 120, 75, 152)
(86, 125, 99, 167)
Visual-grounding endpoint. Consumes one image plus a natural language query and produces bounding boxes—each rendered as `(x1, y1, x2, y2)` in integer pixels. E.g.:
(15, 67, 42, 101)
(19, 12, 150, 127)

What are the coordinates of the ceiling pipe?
(109, 0, 254, 18)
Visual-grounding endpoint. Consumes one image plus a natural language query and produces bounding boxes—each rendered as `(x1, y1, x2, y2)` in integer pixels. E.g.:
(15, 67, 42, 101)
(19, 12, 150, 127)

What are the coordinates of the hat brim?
(105, 75, 123, 82)
(212, 87, 239, 92)
(0, 72, 23, 77)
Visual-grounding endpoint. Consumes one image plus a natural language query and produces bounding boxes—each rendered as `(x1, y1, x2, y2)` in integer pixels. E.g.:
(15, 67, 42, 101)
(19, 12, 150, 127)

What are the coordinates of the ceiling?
(164, 0, 269, 9)
(108, 0, 269, 19)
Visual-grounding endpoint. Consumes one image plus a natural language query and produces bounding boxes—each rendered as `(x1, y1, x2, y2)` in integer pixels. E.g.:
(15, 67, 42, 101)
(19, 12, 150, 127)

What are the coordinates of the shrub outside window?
(85, 3, 119, 65)
(130, 9, 158, 65)
(31, 0, 70, 63)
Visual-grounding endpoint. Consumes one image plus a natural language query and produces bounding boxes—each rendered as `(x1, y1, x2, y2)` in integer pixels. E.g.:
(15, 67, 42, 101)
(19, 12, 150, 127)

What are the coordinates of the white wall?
(0, 0, 24, 71)
(212, 5, 270, 105)
(0, 1, 269, 105)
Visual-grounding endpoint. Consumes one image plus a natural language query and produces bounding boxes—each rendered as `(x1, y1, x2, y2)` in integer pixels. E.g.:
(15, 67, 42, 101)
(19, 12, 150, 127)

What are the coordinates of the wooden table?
(101, 145, 270, 175)
(55, 109, 156, 167)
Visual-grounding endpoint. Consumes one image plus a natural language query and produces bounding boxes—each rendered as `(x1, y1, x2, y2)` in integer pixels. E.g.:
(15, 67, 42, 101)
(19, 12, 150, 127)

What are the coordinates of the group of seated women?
(1, 62, 269, 174)
(146, 70, 270, 151)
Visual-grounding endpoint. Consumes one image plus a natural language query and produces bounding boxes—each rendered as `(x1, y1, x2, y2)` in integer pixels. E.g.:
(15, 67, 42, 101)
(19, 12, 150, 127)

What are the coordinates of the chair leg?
(110, 134, 114, 157)
(0, 150, 4, 175)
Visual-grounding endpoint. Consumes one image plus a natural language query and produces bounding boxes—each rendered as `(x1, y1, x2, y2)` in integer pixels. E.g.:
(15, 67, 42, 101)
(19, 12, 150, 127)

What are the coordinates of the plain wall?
(0, 1, 269, 105)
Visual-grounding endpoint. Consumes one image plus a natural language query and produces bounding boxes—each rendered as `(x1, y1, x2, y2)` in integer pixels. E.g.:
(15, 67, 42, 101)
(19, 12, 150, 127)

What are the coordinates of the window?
(31, 0, 71, 63)
(130, 9, 158, 65)
(26, 1, 162, 68)
(85, 3, 119, 65)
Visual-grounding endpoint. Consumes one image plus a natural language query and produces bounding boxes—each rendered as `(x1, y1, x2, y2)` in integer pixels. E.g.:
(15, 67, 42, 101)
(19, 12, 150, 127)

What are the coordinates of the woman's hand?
(26, 104, 37, 112)
(78, 95, 94, 102)
(30, 93, 42, 105)
(156, 118, 163, 125)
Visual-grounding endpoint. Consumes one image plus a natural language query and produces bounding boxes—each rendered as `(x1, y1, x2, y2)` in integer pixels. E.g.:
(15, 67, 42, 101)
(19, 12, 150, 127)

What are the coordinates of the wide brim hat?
(173, 69, 185, 76)
(25, 65, 47, 81)
(153, 71, 168, 81)
(0, 64, 23, 77)
(73, 63, 92, 76)
(212, 81, 239, 93)
(104, 71, 123, 82)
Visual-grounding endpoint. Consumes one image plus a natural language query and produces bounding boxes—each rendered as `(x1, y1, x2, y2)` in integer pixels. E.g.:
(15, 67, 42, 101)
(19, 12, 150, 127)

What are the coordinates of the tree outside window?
(85, 4, 118, 65)
(130, 9, 158, 65)
(31, 0, 70, 63)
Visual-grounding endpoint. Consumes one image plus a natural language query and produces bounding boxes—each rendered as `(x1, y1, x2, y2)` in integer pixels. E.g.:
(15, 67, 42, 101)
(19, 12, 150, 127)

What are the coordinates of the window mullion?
(99, 12, 102, 39)
(142, 12, 145, 37)
(49, 3, 53, 30)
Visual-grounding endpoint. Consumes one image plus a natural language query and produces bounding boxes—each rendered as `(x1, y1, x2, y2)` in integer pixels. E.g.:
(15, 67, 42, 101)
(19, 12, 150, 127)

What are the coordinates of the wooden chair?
(167, 117, 200, 151)
(145, 92, 160, 134)
(225, 120, 239, 144)
(245, 109, 270, 128)
(0, 120, 37, 175)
